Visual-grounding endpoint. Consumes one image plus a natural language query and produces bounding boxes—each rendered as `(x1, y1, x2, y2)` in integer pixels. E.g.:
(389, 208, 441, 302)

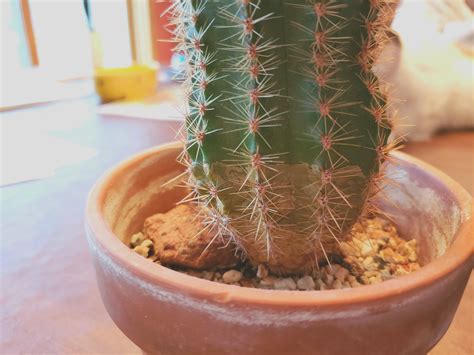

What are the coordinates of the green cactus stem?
(171, 0, 396, 274)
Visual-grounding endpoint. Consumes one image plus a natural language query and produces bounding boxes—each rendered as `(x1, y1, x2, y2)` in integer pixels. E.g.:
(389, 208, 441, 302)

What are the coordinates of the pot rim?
(85, 141, 473, 306)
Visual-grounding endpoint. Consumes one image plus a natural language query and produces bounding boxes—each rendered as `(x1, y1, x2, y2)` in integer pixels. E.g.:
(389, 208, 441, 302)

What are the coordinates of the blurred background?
(0, 1, 472, 354)
(1, 0, 185, 186)
(1, 0, 181, 112)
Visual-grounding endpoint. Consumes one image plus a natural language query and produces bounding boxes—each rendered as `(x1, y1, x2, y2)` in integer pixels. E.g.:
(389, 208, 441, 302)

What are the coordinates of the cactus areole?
(172, 0, 395, 274)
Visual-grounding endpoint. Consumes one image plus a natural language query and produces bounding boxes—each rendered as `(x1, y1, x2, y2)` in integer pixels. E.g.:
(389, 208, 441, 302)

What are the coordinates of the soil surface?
(130, 204, 420, 290)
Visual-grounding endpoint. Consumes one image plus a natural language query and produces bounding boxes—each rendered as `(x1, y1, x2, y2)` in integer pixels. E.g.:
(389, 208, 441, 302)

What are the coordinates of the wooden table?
(1, 97, 472, 354)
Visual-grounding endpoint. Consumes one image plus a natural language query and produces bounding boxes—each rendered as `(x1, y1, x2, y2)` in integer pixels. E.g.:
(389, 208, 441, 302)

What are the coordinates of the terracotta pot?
(85, 142, 473, 355)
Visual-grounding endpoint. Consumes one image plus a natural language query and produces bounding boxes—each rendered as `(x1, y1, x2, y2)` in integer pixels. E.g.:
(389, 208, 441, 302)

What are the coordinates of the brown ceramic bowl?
(85, 142, 473, 355)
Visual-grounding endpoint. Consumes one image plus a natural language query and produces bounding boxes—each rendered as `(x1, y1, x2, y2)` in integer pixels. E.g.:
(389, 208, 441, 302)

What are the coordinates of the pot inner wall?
(100, 147, 468, 266)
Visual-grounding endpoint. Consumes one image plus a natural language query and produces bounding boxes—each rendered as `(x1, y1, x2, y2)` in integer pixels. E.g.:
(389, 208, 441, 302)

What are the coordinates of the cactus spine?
(172, 0, 395, 274)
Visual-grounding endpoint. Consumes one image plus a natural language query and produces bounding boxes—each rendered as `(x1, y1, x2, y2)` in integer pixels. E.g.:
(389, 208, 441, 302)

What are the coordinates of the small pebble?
(327, 264, 339, 276)
(324, 274, 334, 285)
(334, 267, 349, 281)
(373, 255, 386, 267)
(350, 280, 362, 288)
(380, 268, 392, 280)
(368, 276, 380, 284)
(222, 270, 242, 284)
(259, 276, 275, 289)
(317, 280, 328, 290)
(332, 279, 343, 289)
(312, 269, 323, 280)
(141, 239, 154, 248)
(133, 245, 149, 257)
(340, 241, 357, 256)
(256, 264, 269, 279)
(240, 279, 256, 288)
(130, 232, 145, 247)
(376, 236, 389, 248)
(202, 271, 215, 281)
(297, 276, 315, 290)
(360, 240, 375, 257)
(381, 248, 397, 263)
(401, 240, 418, 262)
(388, 237, 398, 249)
(363, 256, 380, 272)
(274, 278, 297, 291)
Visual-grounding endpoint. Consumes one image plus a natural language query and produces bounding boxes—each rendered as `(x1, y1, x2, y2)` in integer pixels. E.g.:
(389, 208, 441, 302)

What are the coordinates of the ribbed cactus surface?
(172, 0, 395, 274)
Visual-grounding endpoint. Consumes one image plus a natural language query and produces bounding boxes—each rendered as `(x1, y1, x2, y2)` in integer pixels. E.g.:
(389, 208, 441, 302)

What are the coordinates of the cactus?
(171, 0, 396, 274)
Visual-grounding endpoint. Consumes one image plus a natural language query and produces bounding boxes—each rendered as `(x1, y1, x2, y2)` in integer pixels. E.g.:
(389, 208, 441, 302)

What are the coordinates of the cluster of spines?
(288, 3, 357, 246)
(178, 1, 287, 261)
(168, 0, 398, 273)
(221, 1, 286, 261)
(357, 0, 403, 222)
(167, 0, 233, 247)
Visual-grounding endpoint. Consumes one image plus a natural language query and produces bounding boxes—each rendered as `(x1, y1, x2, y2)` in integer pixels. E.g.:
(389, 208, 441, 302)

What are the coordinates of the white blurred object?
(375, 0, 474, 141)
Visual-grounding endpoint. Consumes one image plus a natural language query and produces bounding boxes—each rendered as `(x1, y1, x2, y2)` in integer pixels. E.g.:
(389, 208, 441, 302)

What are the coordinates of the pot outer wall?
(85, 143, 473, 355)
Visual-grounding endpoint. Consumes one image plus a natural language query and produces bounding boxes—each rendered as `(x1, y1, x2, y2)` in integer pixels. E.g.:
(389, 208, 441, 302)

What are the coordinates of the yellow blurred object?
(94, 65, 157, 103)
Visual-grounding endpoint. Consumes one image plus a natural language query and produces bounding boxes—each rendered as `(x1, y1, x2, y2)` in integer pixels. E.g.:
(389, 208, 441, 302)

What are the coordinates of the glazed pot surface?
(85, 142, 473, 355)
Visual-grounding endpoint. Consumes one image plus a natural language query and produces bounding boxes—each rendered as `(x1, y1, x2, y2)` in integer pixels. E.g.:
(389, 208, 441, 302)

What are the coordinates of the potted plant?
(85, 1, 473, 354)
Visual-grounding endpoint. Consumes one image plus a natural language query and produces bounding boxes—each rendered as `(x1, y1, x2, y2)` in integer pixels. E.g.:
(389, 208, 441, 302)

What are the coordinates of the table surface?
(1, 95, 472, 355)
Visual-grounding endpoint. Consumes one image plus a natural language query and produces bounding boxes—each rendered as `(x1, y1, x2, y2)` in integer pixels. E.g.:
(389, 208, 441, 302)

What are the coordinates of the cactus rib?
(172, 0, 395, 274)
